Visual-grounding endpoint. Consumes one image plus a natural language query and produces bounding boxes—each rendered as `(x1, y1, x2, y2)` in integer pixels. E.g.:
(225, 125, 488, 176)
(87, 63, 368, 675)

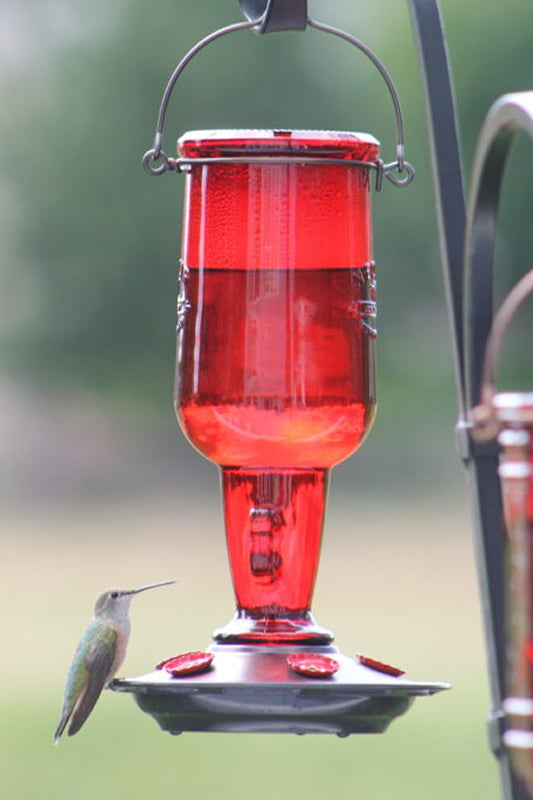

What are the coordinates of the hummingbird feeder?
(88, 0, 533, 794)
(113, 0, 450, 736)
(470, 269, 533, 796)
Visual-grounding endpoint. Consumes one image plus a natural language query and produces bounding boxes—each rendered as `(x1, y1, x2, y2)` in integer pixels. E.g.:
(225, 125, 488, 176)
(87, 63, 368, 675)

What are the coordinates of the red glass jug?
(175, 129, 379, 643)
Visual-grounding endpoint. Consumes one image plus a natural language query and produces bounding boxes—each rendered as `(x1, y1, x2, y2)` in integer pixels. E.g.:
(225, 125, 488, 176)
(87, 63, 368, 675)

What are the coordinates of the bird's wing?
(66, 625, 118, 737)
(54, 619, 100, 744)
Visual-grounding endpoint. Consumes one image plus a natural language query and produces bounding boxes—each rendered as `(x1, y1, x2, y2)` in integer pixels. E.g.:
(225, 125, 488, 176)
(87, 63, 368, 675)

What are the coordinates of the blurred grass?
(1, 494, 500, 799)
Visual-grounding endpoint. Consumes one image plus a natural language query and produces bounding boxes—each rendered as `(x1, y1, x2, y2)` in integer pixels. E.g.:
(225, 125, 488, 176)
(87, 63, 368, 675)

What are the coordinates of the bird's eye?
(110, 591, 119, 599)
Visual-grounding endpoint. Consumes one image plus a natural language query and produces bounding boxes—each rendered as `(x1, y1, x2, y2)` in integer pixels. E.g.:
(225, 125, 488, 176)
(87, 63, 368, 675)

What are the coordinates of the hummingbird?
(54, 579, 174, 744)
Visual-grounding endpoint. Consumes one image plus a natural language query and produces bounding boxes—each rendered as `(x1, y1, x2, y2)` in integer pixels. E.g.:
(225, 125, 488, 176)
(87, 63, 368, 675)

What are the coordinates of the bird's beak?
(129, 580, 175, 595)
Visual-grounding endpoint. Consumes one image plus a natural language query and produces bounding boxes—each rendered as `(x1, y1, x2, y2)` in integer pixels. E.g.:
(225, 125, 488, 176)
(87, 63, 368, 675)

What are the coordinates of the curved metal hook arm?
(464, 91, 533, 412)
(239, 0, 307, 32)
(471, 267, 533, 439)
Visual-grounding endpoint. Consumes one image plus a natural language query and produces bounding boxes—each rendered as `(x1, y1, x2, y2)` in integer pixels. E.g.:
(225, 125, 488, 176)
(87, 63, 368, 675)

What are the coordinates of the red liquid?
(177, 265, 376, 468)
(218, 467, 329, 641)
(175, 264, 376, 641)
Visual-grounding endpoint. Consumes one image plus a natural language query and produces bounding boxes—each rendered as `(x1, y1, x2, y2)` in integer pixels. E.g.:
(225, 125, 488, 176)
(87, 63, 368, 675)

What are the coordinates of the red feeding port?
(287, 652, 340, 678)
(357, 654, 405, 677)
(157, 651, 214, 677)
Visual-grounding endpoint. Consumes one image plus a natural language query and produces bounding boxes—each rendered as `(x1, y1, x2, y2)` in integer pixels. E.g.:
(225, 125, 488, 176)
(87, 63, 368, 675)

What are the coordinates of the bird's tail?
(53, 714, 68, 745)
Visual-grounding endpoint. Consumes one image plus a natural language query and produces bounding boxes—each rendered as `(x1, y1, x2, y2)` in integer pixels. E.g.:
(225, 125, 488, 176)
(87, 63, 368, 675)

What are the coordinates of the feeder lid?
(178, 129, 380, 162)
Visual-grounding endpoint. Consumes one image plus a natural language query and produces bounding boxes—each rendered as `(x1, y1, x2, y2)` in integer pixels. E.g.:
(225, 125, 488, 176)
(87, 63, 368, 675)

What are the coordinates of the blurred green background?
(1, 0, 532, 798)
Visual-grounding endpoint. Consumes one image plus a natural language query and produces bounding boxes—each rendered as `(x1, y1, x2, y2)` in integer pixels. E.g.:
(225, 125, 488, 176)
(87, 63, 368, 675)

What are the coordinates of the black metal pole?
(407, 3, 522, 799)
(408, 5, 531, 799)
(407, 0, 466, 414)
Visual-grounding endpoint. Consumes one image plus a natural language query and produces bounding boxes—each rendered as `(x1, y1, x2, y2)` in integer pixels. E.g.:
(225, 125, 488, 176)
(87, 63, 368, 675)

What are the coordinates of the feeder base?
(111, 643, 449, 736)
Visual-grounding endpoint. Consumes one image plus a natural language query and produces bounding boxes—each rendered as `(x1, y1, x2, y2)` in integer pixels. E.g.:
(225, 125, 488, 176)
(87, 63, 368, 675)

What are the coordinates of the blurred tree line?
(1, 0, 532, 425)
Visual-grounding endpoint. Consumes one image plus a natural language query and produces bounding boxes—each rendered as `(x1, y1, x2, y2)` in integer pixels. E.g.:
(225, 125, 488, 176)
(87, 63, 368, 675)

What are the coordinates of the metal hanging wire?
(142, 12, 414, 189)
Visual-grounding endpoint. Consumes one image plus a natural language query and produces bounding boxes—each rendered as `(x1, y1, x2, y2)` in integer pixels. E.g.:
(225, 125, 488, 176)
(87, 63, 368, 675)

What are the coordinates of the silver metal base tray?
(112, 643, 449, 736)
